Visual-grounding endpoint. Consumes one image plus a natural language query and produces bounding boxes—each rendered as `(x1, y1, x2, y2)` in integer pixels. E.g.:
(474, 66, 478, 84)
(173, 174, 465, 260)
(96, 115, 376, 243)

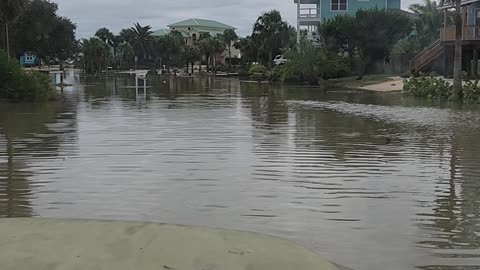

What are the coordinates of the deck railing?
(440, 25, 480, 41)
(299, 8, 320, 19)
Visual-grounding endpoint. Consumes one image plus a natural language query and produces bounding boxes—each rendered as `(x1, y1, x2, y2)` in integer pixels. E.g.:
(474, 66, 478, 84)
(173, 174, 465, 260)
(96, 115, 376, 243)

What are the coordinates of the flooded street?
(1, 76, 479, 270)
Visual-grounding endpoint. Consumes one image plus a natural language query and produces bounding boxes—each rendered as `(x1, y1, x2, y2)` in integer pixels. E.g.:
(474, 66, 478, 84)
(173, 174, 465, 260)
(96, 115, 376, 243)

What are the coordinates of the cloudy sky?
(56, 0, 420, 38)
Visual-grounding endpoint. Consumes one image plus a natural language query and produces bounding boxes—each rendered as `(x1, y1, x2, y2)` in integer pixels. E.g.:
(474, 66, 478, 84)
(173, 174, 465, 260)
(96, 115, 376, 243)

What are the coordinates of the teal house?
(19, 52, 37, 66)
(294, 0, 401, 43)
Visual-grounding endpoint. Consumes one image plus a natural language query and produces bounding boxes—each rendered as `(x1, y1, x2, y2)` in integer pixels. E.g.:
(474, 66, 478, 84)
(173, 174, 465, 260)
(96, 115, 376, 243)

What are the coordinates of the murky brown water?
(1, 76, 480, 270)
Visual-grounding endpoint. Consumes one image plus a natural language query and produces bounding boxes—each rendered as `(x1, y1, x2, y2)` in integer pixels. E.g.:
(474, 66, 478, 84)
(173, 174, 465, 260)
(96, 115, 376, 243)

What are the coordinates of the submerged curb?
(0, 218, 339, 270)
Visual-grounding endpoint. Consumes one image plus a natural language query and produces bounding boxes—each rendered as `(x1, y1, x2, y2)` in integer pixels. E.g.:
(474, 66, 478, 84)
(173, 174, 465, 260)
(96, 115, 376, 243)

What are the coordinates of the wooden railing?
(441, 25, 480, 41)
(409, 40, 444, 73)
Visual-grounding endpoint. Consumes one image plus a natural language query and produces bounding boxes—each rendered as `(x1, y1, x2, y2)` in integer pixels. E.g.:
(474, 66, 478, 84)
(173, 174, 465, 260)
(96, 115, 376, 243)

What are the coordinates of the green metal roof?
(168, 18, 236, 30)
(152, 29, 171, 37)
(152, 29, 189, 37)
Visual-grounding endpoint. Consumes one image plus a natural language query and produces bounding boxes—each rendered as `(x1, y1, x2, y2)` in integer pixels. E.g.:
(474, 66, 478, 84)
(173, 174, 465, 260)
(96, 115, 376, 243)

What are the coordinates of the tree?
(95, 27, 115, 45)
(130, 23, 153, 64)
(116, 42, 134, 69)
(81, 38, 110, 74)
(211, 37, 225, 72)
(184, 45, 200, 74)
(319, 15, 357, 66)
(10, 0, 77, 64)
(119, 28, 135, 44)
(409, 0, 444, 49)
(353, 9, 411, 79)
(223, 29, 238, 69)
(253, 10, 289, 68)
(283, 42, 348, 85)
(235, 36, 258, 64)
(199, 35, 213, 72)
(0, 0, 27, 58)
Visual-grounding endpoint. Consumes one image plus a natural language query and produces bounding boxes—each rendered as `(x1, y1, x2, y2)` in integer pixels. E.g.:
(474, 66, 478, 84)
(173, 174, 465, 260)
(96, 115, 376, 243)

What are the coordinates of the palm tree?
(211, 37, 225, 72)
(0, 0, 27, 59)
(223, 29, 238, 69)
(95, 27, 115, 45)
(130, 22, 153, 64)
(184, 46, 200, 74)
(253, 10, 289, 68)
(81, 37, 110, 74)
(199, 37, 213, 72)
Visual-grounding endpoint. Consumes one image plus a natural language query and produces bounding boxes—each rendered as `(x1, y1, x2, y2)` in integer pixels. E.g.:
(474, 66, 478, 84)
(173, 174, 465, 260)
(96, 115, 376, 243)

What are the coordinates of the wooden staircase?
(409, 40, 444, 73)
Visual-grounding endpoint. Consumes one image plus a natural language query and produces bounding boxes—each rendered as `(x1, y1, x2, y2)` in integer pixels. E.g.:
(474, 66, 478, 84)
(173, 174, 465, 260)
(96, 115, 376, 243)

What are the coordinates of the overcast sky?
(56, 0, 421, 38)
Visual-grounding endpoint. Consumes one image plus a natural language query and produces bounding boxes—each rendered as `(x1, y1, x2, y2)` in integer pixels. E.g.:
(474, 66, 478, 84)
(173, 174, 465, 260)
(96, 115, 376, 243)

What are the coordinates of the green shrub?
(0, 51, 53, 102)
(248, 64, 270, 81)
(463, 80, 480, 103)
(403, 76, 453, 100)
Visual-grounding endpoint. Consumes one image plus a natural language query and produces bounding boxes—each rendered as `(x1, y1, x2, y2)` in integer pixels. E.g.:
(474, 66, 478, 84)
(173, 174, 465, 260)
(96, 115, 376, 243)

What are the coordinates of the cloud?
(56, 0, 421, 38)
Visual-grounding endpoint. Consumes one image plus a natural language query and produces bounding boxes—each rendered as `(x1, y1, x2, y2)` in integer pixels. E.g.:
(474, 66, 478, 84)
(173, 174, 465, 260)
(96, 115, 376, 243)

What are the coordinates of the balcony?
(440, 25, 480, 41)
(299, 8, 320, 20)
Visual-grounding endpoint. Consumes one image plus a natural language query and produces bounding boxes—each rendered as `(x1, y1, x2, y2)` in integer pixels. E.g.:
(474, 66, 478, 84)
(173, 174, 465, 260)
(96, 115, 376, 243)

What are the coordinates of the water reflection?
(0, 77, 480, 270)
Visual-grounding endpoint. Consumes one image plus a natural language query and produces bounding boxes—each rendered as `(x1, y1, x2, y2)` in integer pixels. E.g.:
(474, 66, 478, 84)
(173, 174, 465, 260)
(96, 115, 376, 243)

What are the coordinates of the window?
(331, 0, 347, 11)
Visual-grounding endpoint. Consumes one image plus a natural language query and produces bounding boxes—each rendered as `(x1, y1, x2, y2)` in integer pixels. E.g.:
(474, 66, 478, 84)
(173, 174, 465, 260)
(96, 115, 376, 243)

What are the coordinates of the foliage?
(223, 29, 238, 68)
(252, 10, 290, 67)
(80, 38, 110, 74)
(248, 64, 270, 81)
(282, 43, 349, 84)
(319, 9, 411, 78)
(463, 80, 480, 103)
(403, 75, 454, 100)
(116, 42, 134, 69)
(152, 31, 185, 69)
(9, 0, 77, 63)
(0, 50, 53, 101)
(130, 23, 153, 63)
(235, 36, 258, 64)
(392, 36, 418, 54)
(409, 0, 443, 49)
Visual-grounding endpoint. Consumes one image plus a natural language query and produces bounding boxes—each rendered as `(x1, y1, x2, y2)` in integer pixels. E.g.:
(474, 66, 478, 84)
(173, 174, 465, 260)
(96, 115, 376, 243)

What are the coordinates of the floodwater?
(1, 75, 480, 270)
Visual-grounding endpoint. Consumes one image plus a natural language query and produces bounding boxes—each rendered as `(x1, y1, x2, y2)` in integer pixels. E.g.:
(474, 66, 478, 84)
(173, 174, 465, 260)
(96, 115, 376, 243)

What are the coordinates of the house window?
(331, 0, 347, 11)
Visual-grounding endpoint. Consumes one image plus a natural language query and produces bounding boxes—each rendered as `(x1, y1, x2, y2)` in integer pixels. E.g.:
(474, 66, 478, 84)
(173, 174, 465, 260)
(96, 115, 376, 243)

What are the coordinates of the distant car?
(273, 55, 288, 66)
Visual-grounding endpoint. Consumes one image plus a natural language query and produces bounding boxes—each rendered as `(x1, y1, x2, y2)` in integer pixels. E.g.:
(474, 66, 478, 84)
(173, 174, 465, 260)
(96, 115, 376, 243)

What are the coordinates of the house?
(294, 0, 401, 43)
(409, 0, 480, 77)
(19, 52, 37, 66)
(152, 18, 241, 64)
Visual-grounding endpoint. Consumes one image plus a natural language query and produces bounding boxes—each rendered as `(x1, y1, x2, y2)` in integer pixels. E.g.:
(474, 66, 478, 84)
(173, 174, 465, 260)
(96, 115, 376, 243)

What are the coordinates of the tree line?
(81, 24, 239, 74)
(0, 0, 77, 64)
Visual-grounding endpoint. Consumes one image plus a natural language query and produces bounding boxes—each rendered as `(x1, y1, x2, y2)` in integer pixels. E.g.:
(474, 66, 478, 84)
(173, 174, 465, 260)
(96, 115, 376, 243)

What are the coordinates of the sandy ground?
(0, 218, 340, 270)
(359, 76, 404, 92)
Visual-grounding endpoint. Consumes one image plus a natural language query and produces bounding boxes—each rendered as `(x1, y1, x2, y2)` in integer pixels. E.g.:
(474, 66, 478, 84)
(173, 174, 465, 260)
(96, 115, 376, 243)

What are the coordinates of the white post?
(135, 73, 138, 97)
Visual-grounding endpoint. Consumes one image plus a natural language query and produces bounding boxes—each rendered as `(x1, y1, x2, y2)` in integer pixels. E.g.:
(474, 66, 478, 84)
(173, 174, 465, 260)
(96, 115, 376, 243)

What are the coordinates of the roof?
(168, 18, 236, 30)
(439, 0, 479, 9)
(152, 29, 189, 38)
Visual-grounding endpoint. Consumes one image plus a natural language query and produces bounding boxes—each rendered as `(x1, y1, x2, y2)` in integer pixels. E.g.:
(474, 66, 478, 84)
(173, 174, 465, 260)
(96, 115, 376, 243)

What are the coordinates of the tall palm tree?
(0, 0, 27, 59)
(253, 10, 289, 68)
(223, 29, 238, 69)
(211, 37, 225, 72)
(130, 23, 153, 64)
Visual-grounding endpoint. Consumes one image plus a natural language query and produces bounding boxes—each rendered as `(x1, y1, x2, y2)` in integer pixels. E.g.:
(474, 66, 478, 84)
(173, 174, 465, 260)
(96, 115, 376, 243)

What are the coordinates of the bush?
(463, 80, 480, 103)
(248, 64, 270, 81)
(0, 51, 53, 101)
(403, 75, 453, 100)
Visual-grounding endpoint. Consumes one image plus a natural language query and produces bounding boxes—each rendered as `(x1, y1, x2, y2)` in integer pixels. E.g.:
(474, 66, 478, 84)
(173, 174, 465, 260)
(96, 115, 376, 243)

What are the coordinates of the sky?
(56, 0, 421, 38)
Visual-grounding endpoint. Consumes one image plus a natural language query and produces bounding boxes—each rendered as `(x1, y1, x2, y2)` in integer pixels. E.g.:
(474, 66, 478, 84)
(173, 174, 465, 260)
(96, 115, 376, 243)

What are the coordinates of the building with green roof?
(152, 18, 241, 66)
(153, 18, 236, 46)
